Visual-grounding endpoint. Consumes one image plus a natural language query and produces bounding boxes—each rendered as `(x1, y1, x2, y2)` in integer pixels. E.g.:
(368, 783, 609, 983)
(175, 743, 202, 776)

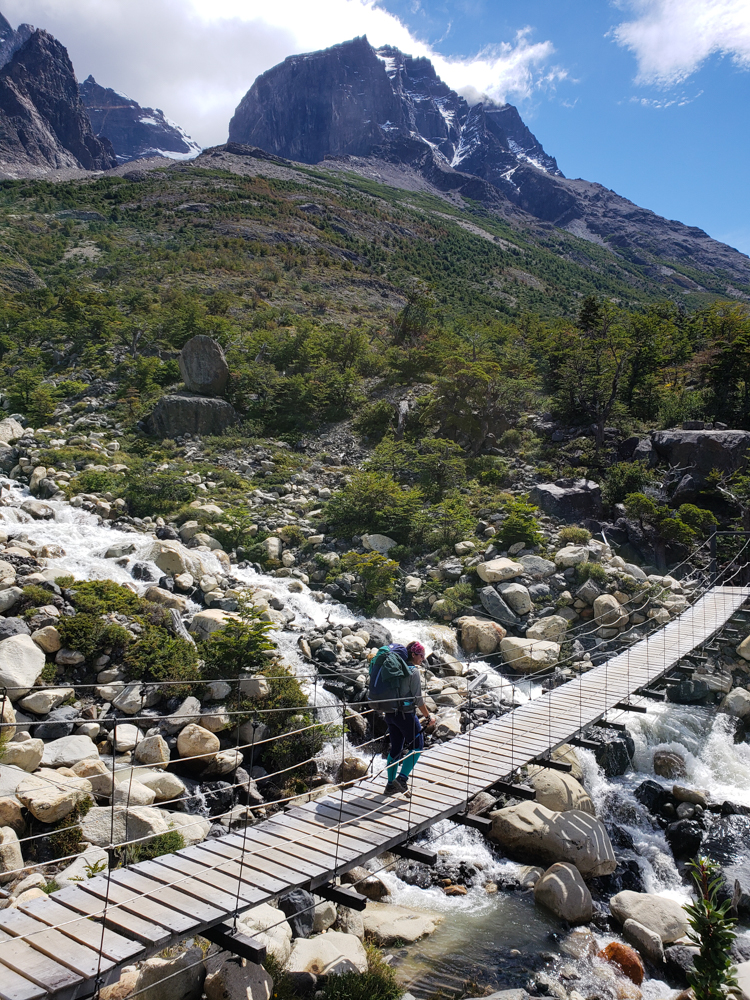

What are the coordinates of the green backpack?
(368, 645, 412, 713)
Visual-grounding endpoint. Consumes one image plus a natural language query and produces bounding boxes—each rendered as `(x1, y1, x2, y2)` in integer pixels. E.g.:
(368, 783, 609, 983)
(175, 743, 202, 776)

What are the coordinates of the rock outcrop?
(178, 335, 230, 396)
(0, 29, 116, 171)
(147, 395, 236, 438)
(229, 36, 750, 287)
(79, 76, 200, 164)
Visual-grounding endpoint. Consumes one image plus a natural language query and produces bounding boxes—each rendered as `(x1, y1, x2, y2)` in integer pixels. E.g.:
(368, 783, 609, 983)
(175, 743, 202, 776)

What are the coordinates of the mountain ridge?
(229, 36, 750, 289)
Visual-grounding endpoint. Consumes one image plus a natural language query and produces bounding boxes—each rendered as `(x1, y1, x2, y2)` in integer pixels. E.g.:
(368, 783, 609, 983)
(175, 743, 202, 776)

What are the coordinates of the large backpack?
(368, 645, 413, 714)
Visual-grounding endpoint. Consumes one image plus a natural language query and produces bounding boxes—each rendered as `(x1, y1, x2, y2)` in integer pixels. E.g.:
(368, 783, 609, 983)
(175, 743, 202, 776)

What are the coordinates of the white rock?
(593, 594, 629, 628)
(362, 533, 398, 554)
(285, 930, 368, 976)
(177, 724, 219, 763)
(204, 958, 272, 1000)
(134, 945, 205, 1000)
(261, 537, 282, 560)
(313, 899, 338, 932)
(56, 648, 85, 666)
(500, 637, 560, 673)
(238, 677, 269, 700)
(534, 862, 593, 924)
(189, 608, 237, 641)
(81, 805, 171, 847)
(41, 735, 99, 768)
(404, 575, 422, 594)
(145, 586, 188, 611)
(132, 770, 186, 802)
(721, 687, 750, 719)
(0, 633, 46, 700)
(0, 587, 22, 613)
(237, 902, 293, 965)
(498, 582, 532, 615)
(477, 558, 524, 583)
(1, 737, 43, 771)
(609, 890, 688, 943)
(554, 546, 589, 568)
(71, 757, 113, 797)
(16, 770, 92, 823)
(526, 616, 569, 643)
(527, 768, 595, 815)
(112, 682, 146, 716)
(113, 779, 156, 807)
(151, 539, 215, 581)
(623, 917, 664, 964)
(113, 724, 142, 752)
(30, 626, 61, 654)
(0, 826, 23, 883)
(375, 600, 404, 619)
(490, 802, 616, 877)
(737, 960, 750, 1000)
(134, 735, 171, 767)
(166, 811, 211, 846)
(362, 901, 441, 945)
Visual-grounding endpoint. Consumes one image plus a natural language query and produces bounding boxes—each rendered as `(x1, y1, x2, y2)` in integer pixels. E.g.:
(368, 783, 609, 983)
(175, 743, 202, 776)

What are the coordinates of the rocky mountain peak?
(0, 29, 116, 172)
(0, 11, 33, 70)
(80, 75, 200, 164)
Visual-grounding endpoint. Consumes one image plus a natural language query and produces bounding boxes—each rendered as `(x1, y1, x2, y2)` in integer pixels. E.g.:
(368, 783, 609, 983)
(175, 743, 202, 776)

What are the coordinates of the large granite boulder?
(147, 395, 237, 438)
(609, 890, 688, 943)
(527, 768, 595, 814)
(179, 335, 229, 396)
(702, 814, 750, 917)
(499, 636, 559, 673)
(0, 633, 46, 700)
(530, 479, 603, 521)
(651, 429, 750, 475)
(534, 862, 593, 924)
(489, 801, 616, 876)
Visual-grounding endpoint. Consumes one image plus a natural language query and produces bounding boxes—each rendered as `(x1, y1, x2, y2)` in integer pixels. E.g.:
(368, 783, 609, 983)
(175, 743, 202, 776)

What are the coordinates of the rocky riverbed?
(1, 413, 750, 999)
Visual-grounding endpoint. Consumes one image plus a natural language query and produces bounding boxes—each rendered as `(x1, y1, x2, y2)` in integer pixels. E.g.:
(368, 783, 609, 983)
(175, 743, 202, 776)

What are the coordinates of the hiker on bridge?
(368, 639, 435, 797)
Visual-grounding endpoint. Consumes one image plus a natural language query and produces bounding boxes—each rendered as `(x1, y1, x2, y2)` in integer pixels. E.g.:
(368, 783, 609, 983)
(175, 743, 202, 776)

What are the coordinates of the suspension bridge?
(0, 579, 748, 999)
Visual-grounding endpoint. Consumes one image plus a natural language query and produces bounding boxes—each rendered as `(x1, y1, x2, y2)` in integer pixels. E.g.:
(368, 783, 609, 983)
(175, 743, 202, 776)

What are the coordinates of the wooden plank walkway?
(1, 584, 747, 1000)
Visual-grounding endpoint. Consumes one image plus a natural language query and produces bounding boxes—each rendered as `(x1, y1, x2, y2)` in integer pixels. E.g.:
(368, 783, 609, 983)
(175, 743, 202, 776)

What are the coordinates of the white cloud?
(0, 0, 561, 147)
(614, 0, 750, 85)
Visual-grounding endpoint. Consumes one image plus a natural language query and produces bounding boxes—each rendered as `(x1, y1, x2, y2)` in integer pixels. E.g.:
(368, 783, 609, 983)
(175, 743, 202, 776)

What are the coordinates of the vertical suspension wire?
(94, 716, 118, 1000)
(233, 685, 257, 935)
(333, 697, 346, 872)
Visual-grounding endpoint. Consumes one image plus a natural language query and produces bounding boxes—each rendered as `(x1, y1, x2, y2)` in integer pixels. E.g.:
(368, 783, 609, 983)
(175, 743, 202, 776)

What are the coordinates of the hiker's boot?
(396, 775, 411, 798)
(383, 780, 400, 796)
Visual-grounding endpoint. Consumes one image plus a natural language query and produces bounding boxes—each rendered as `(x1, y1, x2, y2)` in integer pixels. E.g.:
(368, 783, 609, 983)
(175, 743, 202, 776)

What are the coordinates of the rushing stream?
(3, 480, 750, 997)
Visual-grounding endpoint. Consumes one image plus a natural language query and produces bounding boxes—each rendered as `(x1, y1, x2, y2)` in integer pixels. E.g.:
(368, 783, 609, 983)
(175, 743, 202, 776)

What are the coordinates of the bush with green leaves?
(200, 597, 276, 680)
(558, 526, 592, 545)
(124, 470, 197, 517)
(339, 551, 399, 610)
(57, 615, 130, 660)
(124, 624, 201, 693)
(326, 470, 423, 544)
(625, 493, 717, 547)
(125, 830, 185, 865)
(496, 496, 543, 548)
(368, 436, 466, 500)
(353, 399, 395, 442)
(74, 469, 120, 495)
(684, 856, 740, 1000)
(423, 492, 475, 547)
(65, 579, 145, 616)
(602, 461, 653, 506)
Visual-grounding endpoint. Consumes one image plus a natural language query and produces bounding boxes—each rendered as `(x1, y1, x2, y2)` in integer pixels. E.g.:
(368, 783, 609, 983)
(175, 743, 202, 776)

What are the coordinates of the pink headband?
(407, 641, 426, 658)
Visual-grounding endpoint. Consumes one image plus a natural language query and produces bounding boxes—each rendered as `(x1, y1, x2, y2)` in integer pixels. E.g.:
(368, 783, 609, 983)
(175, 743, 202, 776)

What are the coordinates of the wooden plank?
(0, 909, 114, 979)
(52, 885, 170, 947)
(18, 896, 143, 965)
(262, 818, 363, 865)
(0, 930, 82, 994)
(107, 869, 224, 925)
(132, 858, 251, 912)
(0, 965, 46, 1000)
(78, 878, 199, 935)
(223, 828, 333, 876)
(271, 812, 378, 857)
(146, 853, 265, 907)
(193, 840, 304, 892)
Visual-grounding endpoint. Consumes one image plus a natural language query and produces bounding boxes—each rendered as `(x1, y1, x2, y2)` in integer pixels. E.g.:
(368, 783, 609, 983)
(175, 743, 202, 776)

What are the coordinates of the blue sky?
(6, 0, 750, 256)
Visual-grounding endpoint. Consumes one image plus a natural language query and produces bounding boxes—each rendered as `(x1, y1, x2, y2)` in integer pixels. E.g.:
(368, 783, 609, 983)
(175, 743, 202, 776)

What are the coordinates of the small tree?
(684, 856, 741, 1000)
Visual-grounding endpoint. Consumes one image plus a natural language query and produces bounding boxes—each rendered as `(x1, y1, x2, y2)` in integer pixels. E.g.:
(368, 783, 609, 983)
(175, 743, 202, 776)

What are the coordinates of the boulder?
(609, 890, 689, 942)
(0, 696, 14, 739)
(0, 587, 22, 613)
(72, 758, 114, 797)
(179, 335, 230, 396)
(134, 945, 205, 1000)
(204, 957, 272, 1000)
(30, 626, 61, 653)
(653, 750, 687, 779)
(166, 811, 211, 846)
(41, 735, 99, 768)
(499, 637, 559, 673)
(634, 779, 671, 815)
(738, 961, 750, 1000)
(311, 899, 336, 934)
(737, 635, 750, 661)
(0, 617, 28, 640)
(455, 616, 506, 655)
(375, 600, 404, 619)
(623, 917, 664, 964)
(721, 688, 750, 719)
(0, 633, 46, 700)
(362, 901, 441, 945)
(55, 844, 109, 889)
(148, 395, 237, 439)
(285, 931, 367, 976)
(498, 582, 532, 615)
(533, 862, 593, 924)
(651, 429, 750, 475)
(598, 941, 644, 986)
(0, 826, 23, 883)
(586, 727, 635, 777)
(477, 558, 524, 583)
(519, 555, 556, 579)
(702, 814, 750, 917)
(135, 735, 171, 766)
(20, 499, 54, 519)
(238, 902, 293, 964)
(81, 805, 173, 847)
(336, 906, 365, 939)
(489, 802, 616, 876)
(530, 479, 603, 521)
(362, 533, 397, 554)
(1, 737, 43, 771)
(527, 769, 595, 814)
(177, 723, 220, 762)
(479, 587, 520, 626)
(113, 779, 156, 807)
(0, 417, 22, 443)
(593, 594, 629, 628)
(145, 586, 188, 611)
(16, 770, 92, 822)
(278, 888, 315, 938)
(666, 819, 704, 859)
(526, 615, 568, 643)
(151, 539, 216, 580)
(554, 545, 589, 568)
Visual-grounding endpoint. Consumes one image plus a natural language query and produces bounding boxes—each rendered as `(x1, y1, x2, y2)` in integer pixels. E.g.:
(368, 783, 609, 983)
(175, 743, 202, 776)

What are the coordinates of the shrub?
(496, 496, 543, 548)
(65, 579, 145, 616)
(211, 506, 259, 551)
(124, 471, 197, 517)
(558, 526, 591, 545)
(440, 581, 474, 615)
(123, 624, 201, 693)
(74, 470, 119, 495)
(684, 856, 740, 1000)
(321, 945, 402, 1000)
(49, 795, 93, 860)
(200, 598, 277, 680)
(602, 461, 652, 506)
(353, 400, 395, 442)
(57, 614, 130, 660)
(470, 455, 512, 487)
(326, 470, 423, 543)
(339, 551, 399, 610)
(575, 562, 608, 584)
(125, 830, 185, 865)
(625, 493, 717, 546)
(423, 492, 475, 547)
